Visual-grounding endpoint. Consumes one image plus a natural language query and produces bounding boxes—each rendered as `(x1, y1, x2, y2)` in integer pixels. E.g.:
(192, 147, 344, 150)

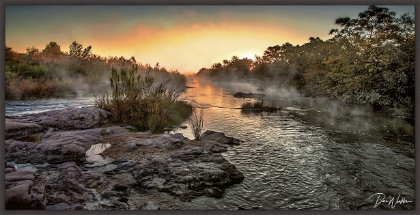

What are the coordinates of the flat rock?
(21, 107, 111, 130)
(6, 128, 103, 164)
(5, 118, 44, 140)
(5, 170, 46, 210)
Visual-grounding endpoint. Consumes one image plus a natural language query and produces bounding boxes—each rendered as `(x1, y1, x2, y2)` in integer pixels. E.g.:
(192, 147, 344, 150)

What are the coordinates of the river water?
(5, 77, 415, 210)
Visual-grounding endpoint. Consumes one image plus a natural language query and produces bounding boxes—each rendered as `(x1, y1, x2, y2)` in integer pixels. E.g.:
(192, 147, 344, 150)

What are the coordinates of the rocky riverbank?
(5, 107, 244, 210)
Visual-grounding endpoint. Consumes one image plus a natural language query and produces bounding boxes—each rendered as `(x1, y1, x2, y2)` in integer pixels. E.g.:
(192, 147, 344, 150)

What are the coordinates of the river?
(5, 77, 415, 210)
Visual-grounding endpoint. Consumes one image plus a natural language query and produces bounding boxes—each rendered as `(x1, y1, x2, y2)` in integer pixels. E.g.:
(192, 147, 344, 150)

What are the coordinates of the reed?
(188, 107, 204, 140)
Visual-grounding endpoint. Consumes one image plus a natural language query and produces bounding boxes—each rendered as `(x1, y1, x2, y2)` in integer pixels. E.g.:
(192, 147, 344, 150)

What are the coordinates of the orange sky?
(6, 5, 414, 73)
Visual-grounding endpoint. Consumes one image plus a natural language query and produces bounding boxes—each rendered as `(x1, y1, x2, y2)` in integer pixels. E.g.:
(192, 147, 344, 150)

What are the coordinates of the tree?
(69, 41, 92, 64)
(5, 46, 19, 64)
(42, 42, 63, 61)
(326, 5, 415, 108)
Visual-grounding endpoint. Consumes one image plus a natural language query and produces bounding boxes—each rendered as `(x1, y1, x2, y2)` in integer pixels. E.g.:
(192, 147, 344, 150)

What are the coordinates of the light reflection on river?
(173, 77, 415, 210)
(5, 77, 415, 210)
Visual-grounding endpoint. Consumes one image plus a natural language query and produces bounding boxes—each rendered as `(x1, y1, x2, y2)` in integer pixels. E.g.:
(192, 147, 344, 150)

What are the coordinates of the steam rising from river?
(194, 76, 414, 142)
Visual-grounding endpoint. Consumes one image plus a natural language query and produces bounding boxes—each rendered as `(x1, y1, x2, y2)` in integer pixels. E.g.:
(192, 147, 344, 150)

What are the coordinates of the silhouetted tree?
(42, 42, 63, 61)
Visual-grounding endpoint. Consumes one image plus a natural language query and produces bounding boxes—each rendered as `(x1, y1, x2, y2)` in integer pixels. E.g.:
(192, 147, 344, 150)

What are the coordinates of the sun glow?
(239, 53, 256, 60)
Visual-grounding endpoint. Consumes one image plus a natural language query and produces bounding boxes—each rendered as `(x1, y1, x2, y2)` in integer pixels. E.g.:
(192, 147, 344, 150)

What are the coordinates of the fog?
(194, 75, 414, 144)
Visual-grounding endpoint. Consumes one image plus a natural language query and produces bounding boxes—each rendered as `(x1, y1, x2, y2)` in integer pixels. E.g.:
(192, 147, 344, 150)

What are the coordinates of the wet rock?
(206, 187, 224, 198)
(5, 118, 44, 140)
(233, 92, 265, 98)
(206, 142, 228, 153)
(5, 170, 46, 210)
(22, 107, 111, 130)
(201, 130, 241, 145)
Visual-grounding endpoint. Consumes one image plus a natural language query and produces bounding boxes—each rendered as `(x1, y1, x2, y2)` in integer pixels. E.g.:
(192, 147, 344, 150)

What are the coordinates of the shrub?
(94, 66, 192, 133)
(241, 101, 264, 109)
(188, 107, 204, 140)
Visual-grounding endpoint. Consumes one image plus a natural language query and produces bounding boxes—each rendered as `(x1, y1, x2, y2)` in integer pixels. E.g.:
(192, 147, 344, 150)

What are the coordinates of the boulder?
(201, 130, 241, 145)
(38, 128, 102, 163)
(22, 107, 111, 130)
(131, 147, 244, 201)
(5, 140, 39, 163)
(5, 118, 44, 140)
(5, 170, 46, 210)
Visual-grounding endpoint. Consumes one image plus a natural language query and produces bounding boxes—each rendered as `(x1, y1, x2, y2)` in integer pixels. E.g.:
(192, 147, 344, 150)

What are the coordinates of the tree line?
(5, 41, 186, 100)
(197, 6, 415, 112)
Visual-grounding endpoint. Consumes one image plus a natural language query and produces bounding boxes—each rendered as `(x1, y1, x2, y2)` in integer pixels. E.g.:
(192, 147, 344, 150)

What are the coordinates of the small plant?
(188, 107, 204, 140)
(241, 101, 264, 109)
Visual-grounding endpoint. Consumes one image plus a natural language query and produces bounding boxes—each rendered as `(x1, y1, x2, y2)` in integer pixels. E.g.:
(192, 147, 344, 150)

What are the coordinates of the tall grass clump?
(241, 101, 264, 109)
(188, 107, 204, 140)
(94, 66, 192, 133)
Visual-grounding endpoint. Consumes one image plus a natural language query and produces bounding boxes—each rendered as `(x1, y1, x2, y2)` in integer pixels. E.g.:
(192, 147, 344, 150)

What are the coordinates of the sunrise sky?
(5, 5, 414, 74)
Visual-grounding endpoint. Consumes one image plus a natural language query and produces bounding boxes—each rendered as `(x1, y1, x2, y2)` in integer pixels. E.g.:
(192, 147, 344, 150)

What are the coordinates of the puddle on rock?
(85, 143, 112, 168)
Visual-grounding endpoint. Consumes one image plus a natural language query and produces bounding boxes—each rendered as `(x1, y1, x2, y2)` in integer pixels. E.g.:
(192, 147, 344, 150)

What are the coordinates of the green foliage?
(95, 66, 192, 133)
(198, 5, 414, 112)
(325, 5, 415, 108)
(5, 41, 188, 101)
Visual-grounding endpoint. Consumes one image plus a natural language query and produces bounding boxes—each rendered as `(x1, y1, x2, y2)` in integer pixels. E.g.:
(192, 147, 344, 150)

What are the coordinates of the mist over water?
(4, 76, 415, 210)
(173, 77, 414, 209)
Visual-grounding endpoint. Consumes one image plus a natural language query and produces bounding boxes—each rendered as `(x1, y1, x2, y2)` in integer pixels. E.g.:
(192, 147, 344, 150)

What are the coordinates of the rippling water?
(173, 78, 415, 210)
(5, 77, 415, 210)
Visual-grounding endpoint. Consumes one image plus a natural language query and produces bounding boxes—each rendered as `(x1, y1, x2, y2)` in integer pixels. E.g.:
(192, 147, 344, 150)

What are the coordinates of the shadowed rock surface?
(4, 107, 244, 210)
(5, 118, 45, 140)
(9, 107, 111, 131)
(201, 130, 241, 145)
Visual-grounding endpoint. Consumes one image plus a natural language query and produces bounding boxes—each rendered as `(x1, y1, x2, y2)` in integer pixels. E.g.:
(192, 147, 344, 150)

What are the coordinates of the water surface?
(5, 78, 415, 210)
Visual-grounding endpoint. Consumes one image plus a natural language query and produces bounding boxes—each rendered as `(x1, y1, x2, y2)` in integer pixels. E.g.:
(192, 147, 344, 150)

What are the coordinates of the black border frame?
(1, 1, 418, 215)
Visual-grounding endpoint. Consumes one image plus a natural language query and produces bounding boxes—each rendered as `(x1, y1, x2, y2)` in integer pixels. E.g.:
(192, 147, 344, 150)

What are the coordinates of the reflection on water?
(85, 143, 112, 168)
(4, 77, 415, 210)
(173, 77, 415, 210)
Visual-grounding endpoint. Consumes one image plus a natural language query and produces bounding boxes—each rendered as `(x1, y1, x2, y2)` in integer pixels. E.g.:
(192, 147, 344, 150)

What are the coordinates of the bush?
(94, 66, 192, 133)
(5, 77, 75, 100)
